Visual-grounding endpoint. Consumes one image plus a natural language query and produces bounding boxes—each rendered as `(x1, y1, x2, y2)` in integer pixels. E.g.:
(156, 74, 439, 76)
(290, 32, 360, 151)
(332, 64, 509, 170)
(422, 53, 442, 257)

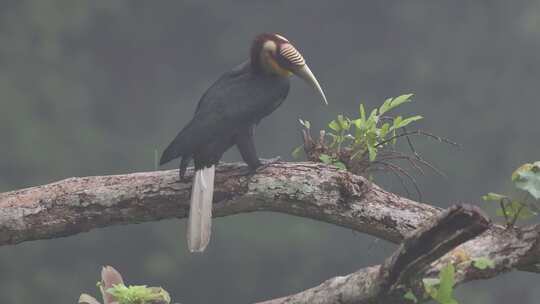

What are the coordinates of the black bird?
(160, 33, 327, 252)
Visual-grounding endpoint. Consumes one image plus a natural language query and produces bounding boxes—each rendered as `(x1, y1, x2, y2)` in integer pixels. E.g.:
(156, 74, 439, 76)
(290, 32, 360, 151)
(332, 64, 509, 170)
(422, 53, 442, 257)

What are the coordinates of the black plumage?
(159, 61, 290, 174)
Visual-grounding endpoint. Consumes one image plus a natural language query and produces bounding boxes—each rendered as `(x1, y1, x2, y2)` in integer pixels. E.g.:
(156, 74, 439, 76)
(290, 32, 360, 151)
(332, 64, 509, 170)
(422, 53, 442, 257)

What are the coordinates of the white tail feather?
(187, 165, 215, 252)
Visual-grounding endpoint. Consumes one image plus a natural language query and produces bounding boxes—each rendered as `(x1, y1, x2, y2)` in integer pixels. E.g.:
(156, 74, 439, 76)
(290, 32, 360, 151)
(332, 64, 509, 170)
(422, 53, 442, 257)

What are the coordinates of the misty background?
(1, 1, 540, 303)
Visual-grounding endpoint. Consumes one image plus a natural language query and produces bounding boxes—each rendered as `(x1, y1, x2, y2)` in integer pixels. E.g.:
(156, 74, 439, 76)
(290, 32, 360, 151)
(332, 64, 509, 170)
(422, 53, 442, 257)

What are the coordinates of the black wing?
(160, 62, 289, 165)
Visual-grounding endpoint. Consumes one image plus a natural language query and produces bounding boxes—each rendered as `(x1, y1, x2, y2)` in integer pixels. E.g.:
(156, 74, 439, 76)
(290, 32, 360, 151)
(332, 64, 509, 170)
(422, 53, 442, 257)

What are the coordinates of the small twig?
(375, 130, 459, 150)
(400, 126, 422, 161)
(369, 164, 412, 198)
(373, 160, 422, 201)
(388, 128, 448, 178)
(510, 204, 526, 227)
(500, 198, 510, 227)
(377, 153, 426, 176)
(355, 130, 457, 164)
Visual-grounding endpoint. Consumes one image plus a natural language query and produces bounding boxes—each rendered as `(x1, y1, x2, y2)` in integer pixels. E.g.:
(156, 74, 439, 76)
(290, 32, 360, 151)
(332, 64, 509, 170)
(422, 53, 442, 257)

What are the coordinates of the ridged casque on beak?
(278, 39, 328, 105)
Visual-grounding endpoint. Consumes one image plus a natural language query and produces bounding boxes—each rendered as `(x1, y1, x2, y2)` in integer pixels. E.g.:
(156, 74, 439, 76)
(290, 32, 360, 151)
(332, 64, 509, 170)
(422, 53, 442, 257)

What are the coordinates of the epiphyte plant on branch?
(482, 161, 540, 227)
(159, 33, 328, 253)
(293, 93, 457, 198)
(404, 263, 458, 304)
(79, 266, 171, 304)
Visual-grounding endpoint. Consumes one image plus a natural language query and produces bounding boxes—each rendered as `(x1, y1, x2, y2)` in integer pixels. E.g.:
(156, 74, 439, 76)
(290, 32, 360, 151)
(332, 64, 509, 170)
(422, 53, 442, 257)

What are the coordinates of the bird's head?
(251, 33, 328, 104)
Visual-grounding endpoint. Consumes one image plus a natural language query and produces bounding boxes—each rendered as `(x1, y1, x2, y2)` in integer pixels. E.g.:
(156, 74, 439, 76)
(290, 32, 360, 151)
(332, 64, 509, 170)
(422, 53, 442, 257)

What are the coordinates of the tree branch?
(379, 205, 490, 296)
(1, 162, 539, 303)
(258, 205, 491, 304)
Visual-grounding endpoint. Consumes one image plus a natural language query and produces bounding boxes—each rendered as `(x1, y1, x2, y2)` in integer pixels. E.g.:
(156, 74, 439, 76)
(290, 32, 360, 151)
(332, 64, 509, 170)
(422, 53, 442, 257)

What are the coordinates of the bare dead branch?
(378, 205, 490, 301)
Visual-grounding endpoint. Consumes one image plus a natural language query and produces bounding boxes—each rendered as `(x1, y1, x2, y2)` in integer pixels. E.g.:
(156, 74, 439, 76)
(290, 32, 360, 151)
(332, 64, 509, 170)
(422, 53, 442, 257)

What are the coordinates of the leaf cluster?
(79, 266, 171, 304)
(106, 284, 171, 304)
(294, 94, 423, 167)
(324, 93, 422, 162)
(482, 161, 540, 227)
(293, 93, 454, 199)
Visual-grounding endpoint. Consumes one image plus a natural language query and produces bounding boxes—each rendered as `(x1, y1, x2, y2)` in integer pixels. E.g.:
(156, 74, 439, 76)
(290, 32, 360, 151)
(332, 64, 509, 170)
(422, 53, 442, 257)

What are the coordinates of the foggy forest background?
(1, 1, 540, 303)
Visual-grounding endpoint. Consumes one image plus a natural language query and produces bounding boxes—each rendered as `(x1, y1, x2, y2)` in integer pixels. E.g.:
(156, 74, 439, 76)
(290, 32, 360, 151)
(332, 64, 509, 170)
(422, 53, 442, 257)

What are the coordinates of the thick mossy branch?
(1, 162, 539, 304)
(0, 162, 439, 245)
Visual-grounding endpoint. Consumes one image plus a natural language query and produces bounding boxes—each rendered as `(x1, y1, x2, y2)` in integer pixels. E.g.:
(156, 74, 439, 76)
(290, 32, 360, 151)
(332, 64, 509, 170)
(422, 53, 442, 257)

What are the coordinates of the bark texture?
(1, 162, 539, 303)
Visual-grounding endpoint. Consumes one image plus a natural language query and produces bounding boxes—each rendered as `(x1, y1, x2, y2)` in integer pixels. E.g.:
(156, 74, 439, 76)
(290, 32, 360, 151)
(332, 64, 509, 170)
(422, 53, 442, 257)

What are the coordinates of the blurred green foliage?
(472, 257, 495, 270)
(482, 162, 540, 226)
(423, 264, 458, 304)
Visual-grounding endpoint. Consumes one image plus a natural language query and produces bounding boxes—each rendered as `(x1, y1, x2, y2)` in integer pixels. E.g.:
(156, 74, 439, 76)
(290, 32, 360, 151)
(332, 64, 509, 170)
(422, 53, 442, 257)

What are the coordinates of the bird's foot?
(255, 156, 282, 173)
(178, 171, 190, 183)
(235, 156, 281, 177)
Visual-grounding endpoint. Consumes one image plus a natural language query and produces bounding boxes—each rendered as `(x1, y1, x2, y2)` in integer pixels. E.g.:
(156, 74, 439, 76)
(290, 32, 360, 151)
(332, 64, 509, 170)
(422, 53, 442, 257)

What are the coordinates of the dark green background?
(1, 1, 539, 303)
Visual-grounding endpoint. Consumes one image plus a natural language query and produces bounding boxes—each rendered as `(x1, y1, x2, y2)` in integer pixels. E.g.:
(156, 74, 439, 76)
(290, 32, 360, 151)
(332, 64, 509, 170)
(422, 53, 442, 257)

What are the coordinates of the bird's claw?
(236, 156, 281, 177)
(178, 170, 191, 183)
(256, 156, 281, 172)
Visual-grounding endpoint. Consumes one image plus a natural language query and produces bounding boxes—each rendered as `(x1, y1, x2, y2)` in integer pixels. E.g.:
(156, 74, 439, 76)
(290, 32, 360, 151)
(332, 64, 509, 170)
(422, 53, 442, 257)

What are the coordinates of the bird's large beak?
(293, 65, 328, 105)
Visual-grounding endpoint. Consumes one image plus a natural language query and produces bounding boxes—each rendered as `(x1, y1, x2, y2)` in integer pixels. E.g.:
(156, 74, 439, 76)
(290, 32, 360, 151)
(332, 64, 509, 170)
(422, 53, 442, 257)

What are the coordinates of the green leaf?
(472, 257, 495, 270)
(481, 192, 508, 202)
(107, 284, 171, 304)
(379, 94, 414, 115)
(319, 154, 333, 164)
(352, 118, 363, 130)
(359, 103, 366, 121)
(391, 93, 414, 106)
(368, 108, 379, 122)
(436, 264, 456, 304)
(379, 97, 393, 115)
(367, 144, 377, 162)
(397, 115, 423, 128)
(333, 161, 347, 170)
(337, 115, 350, 130)
(423, 265, 458, 304)
(392, 116, 403, 131)
(291, 146, 304, 159)
(403, 290, 418, 303)
(379, 123, 390, 139)
(328, 120, 341, 132)
(512, 162, 540, 199)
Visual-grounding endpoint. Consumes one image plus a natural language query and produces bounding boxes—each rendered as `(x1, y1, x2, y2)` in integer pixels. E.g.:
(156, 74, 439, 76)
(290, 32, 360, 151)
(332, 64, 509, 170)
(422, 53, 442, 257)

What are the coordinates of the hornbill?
(160, 33, 327, 252)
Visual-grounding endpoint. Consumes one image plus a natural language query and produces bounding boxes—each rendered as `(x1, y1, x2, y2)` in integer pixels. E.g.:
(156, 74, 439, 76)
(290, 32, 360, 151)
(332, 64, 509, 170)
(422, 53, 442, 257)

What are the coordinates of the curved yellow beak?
(292, 64, 328, 105)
